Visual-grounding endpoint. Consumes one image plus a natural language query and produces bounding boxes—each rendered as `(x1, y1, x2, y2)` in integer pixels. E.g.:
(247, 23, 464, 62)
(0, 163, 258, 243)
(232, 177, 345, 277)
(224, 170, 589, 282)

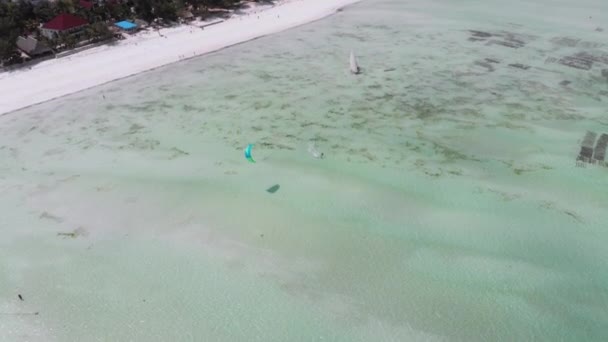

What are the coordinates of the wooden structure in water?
(577, 131, 608, 167)
(593, 133, 608, 162)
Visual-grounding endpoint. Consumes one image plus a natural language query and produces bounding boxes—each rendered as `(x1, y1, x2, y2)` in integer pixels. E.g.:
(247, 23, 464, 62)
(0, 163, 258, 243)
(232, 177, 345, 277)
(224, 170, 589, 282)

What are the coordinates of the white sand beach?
(0, 0, 359, 116)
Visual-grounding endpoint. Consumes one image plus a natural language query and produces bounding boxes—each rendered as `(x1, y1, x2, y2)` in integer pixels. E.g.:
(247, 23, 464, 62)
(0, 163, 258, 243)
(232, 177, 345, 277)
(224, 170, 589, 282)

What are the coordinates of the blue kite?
(244, 144, 255, 163)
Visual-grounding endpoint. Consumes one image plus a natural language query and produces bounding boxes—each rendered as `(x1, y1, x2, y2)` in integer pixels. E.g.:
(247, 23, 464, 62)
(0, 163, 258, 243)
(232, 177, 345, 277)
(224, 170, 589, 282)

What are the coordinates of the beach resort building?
(41, 13, 89, 40)
(114, 20, 138, 33)
(16, 35, 52, 57)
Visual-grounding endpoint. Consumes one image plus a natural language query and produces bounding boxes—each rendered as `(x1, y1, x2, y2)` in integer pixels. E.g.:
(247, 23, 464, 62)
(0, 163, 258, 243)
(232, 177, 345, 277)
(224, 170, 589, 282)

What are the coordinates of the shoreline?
(0, 0, 360, 116)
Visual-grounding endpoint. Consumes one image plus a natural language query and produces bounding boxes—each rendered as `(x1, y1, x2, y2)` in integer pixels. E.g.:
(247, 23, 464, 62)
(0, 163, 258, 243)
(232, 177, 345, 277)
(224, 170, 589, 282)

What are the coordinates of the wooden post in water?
(578, 131, 597, 164)
(593, 133, 608, 164)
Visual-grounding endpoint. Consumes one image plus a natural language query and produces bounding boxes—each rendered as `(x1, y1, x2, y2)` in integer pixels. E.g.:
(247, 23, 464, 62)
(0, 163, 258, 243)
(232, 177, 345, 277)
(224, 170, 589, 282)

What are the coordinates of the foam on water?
(1, 0, 608, 340)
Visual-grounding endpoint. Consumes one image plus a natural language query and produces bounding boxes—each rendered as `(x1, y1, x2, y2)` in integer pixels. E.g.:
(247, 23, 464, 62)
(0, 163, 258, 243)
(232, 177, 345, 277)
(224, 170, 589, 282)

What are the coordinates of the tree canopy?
(0, 2, 23, 62)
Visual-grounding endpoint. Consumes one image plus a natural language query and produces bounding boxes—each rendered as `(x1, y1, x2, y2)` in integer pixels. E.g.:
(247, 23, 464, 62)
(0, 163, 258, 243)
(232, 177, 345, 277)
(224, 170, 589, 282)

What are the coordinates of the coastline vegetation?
(0, 0, 264, 66)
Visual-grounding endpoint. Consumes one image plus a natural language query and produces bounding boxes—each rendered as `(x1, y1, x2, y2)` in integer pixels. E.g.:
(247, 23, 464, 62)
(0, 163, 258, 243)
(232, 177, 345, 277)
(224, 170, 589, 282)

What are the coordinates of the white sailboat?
(349, 50, 360, 74)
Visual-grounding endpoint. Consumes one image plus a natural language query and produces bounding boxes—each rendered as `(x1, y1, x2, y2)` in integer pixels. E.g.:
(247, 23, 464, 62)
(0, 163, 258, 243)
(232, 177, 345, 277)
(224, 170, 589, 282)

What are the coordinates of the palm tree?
(33, 1, 55, 23)
(55, 0, 75, 15)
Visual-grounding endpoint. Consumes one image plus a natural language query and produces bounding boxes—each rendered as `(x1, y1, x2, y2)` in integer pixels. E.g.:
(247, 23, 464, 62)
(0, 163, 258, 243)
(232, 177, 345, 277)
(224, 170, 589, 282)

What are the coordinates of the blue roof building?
(114, 21, 137, 31)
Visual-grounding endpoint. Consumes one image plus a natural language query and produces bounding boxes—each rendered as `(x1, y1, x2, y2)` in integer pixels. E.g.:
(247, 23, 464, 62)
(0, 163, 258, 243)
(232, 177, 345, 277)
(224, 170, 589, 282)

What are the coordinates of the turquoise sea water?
(1, 0, 608, 340)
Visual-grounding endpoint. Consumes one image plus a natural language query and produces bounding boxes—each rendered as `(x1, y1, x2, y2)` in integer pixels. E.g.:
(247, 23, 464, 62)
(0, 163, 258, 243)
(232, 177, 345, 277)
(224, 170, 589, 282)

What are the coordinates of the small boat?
(349, 51, 360, 74)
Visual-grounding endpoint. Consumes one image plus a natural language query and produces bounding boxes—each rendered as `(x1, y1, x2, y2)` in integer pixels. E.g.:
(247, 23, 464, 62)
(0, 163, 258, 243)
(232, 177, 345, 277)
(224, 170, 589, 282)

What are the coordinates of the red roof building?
(41, 14, 89, 39)
(43, 14, 88, 30)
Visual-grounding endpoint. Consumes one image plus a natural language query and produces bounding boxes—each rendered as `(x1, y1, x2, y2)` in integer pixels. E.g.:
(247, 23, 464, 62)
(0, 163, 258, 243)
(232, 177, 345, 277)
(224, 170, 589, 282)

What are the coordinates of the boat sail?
(349, 51, 360, 74)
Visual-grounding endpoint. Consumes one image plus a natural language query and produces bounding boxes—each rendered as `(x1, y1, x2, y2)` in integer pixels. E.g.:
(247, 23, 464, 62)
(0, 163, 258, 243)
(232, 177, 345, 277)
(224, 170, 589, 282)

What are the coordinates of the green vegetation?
(0, 2, 25, 62)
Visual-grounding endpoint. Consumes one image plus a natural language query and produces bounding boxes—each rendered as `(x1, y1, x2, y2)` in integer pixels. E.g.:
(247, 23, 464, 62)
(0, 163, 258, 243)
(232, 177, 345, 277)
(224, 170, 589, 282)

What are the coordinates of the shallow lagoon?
(1, 0, 607, 340)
